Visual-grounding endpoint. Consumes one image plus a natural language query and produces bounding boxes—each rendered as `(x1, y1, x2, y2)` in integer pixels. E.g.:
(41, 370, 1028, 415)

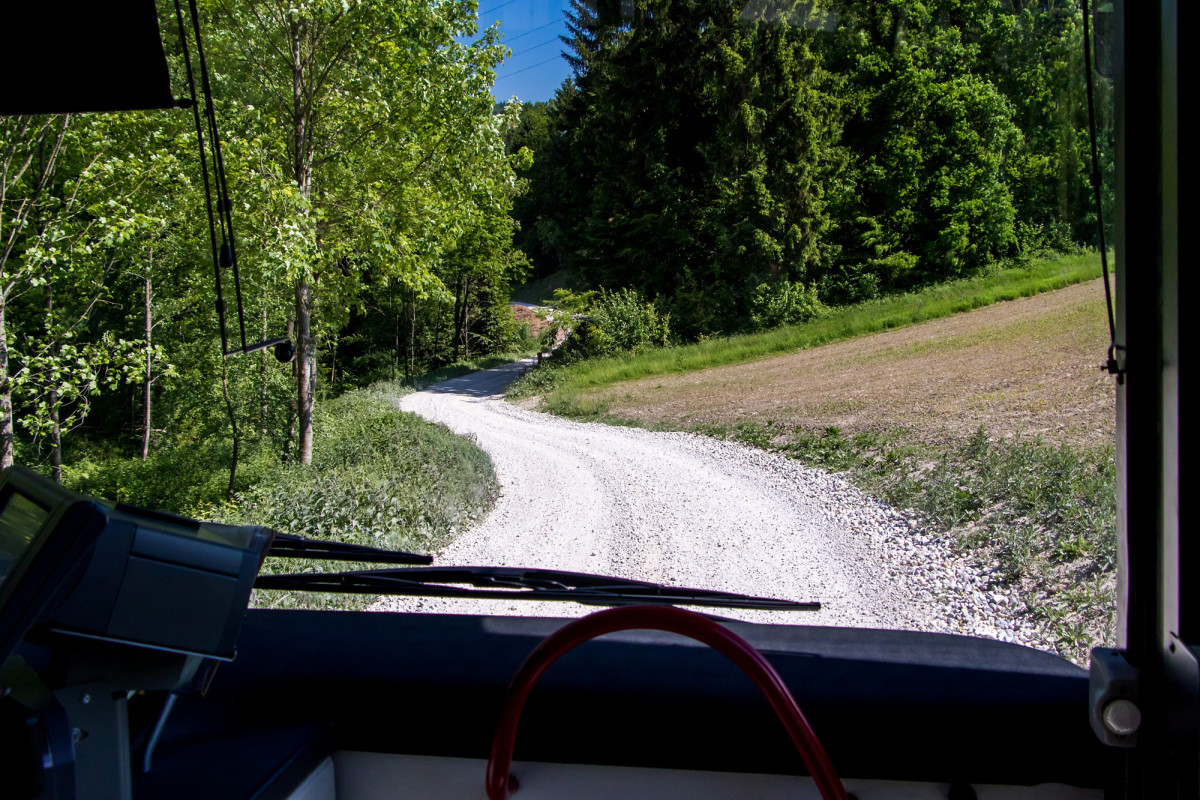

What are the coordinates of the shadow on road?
(422, 359, 535, 398)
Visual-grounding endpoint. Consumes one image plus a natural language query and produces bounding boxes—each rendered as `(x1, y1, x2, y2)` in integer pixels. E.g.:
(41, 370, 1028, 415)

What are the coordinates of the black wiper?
(266, 532, 432, 566)
(254, 566, 819, 611)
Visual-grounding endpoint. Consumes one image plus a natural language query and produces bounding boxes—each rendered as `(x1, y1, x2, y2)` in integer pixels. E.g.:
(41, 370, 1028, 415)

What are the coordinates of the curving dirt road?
(372, 360, 932, 628)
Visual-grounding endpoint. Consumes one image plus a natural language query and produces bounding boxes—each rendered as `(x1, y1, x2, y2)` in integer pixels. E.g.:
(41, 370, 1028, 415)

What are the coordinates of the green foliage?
(749, 281, 825, 331)
(513, 0, 1113, 334)
(539, 0, 845, 336)
(3, 0, 537, 485)
(536, 323, 561, 352)
(547, 288, 598, 316)
(559, 288, 670, 361)
(65, 440, 274, 515)
(221, 385, 495, 550)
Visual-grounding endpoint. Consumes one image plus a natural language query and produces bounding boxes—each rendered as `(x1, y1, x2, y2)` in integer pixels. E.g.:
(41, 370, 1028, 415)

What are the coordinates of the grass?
(509, 251, 1104, 411)
(786, 424, 1115, 663)
(211, 380, 499, 610)
(666, 418, 1116, 663)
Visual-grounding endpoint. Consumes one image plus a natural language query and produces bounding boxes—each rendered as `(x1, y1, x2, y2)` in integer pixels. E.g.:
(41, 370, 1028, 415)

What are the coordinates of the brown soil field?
(582, 279, 1115, 449)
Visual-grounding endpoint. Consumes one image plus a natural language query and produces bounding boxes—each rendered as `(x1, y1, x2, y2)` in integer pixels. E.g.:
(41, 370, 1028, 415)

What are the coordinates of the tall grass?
(211, 381, 498, 609)
(514, 252, 1103, 406)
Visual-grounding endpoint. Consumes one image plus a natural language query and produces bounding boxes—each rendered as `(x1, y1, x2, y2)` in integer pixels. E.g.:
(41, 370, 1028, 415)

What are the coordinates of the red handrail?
(486, 605, 848, 800)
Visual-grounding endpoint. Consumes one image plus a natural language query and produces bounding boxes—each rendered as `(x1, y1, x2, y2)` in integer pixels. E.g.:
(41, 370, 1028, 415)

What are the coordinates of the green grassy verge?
(509, 251, 1103, 411)
(210, 381, 498, 610)
(718, 421, 1115, 663)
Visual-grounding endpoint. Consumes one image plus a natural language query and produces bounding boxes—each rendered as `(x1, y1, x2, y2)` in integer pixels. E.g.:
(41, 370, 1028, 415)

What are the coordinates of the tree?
(202, 0, 512, 463)
(550, 0, 844, 335)
(1, 114, 69, 468)
(1, 113, 166, 470)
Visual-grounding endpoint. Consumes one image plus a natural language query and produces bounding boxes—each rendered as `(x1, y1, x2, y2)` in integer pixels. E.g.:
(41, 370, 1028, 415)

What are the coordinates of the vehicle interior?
(0, 1, 1189, 798)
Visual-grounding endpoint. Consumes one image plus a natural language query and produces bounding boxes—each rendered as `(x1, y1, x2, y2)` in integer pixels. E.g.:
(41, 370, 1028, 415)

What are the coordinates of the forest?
(0, 0, 1111, 518)
(510, 0, 1112, 336)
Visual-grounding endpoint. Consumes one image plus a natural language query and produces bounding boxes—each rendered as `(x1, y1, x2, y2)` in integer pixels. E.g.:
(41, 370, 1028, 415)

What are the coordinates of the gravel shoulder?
(373, 361, 1045, 648)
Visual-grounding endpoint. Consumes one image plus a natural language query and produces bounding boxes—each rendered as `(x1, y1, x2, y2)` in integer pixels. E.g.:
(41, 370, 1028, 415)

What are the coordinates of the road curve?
(372, 359, 932, 628)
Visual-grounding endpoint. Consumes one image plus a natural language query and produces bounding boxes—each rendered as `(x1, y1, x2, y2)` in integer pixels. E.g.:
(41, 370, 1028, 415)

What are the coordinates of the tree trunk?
(461, 279, 471, 362)
(142, 252, 153, 461)
(221, 356, 240, 502)
(295, 280, 313, 464)
(392, 285, 398, 382)
(329, 333, 338, 393)
(48, 386, 61, 483)
(453, 274, 464, 361)
(407, 292, 416, 382)
(261, 303, 269, 438)
(1, 296, 13, 470)
(290, 16, 316, 466)
(46, 284, 60, 483)
(284, 317, 296, 462)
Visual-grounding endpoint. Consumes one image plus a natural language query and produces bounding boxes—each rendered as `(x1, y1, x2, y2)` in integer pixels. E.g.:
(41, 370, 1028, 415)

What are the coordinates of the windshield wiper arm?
(254, 566, 819, 611)
(266, 533, 432, 566)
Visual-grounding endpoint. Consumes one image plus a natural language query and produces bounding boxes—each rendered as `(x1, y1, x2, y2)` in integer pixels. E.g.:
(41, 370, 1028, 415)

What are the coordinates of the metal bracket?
(1089, 647, 1142, 747)
(52, 682, 132, 800)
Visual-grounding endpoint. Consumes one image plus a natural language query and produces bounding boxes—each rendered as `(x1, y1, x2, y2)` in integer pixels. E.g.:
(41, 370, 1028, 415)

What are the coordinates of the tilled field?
(580, 279, 1113, 450)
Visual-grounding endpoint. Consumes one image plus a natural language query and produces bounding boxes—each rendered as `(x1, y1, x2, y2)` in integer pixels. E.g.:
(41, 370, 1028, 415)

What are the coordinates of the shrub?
(560, 288, 670, 360)
(65, 440, 277, 516)
(749, 280, 824, 331)
(219, 386, 496, 552)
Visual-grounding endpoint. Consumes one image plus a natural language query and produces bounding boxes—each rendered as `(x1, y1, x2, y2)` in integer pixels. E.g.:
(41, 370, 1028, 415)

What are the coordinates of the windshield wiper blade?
(254, 566, 819, 611)
(266, 533, 432, 566)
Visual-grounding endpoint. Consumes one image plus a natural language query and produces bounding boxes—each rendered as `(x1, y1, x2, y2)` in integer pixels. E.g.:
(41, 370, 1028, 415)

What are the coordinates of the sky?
(473, 0, 575, 102)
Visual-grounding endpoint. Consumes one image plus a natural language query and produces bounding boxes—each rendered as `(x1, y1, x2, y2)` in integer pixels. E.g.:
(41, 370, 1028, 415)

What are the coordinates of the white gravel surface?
(373, 360, 1047, 648)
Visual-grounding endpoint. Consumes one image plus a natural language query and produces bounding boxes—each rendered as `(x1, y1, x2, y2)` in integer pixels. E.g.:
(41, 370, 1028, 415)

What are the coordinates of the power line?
(495, 54, 565, 81)
(478, 0, 518, 18)
(506, 20, 561, 43)
(510, 36, 562, 57)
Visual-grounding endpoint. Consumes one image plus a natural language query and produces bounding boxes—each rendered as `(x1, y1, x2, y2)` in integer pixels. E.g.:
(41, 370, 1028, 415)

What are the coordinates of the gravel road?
(374, 360, 1046, 647)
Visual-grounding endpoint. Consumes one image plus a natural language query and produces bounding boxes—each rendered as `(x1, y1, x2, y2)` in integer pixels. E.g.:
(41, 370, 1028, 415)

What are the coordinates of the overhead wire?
(504, 20, 561, 43)
(172, 0, 291, 361)
(495, 54, 565, 81)
(185, 0, 248, 354)
(477, 0, 519, 19)
(509, 36, 563, 58)
(171, 0, 228, 355)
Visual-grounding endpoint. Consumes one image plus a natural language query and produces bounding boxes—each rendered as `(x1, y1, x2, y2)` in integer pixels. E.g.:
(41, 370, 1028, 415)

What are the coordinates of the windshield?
(0, 0, 1116, 666)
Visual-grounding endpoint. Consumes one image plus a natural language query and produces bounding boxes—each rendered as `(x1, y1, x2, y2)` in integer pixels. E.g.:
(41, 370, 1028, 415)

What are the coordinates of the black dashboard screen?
(0, 492, 48, 589)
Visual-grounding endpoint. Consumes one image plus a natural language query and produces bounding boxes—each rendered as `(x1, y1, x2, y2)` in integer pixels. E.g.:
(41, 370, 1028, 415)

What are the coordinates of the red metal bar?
(486, 605, 848, 800)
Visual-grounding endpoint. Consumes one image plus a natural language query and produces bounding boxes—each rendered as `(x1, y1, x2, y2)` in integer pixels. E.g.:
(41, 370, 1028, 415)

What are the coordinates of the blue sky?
(474, 0, 575, 102)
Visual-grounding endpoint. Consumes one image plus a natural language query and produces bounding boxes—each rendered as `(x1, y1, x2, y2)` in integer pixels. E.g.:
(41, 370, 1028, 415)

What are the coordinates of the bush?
(512, 321, 538, 352)
(218, 385, 496, 552)
(749, 280, 824, 331)
(560, 288, 670, 360)
(65, 440, 277, 516)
